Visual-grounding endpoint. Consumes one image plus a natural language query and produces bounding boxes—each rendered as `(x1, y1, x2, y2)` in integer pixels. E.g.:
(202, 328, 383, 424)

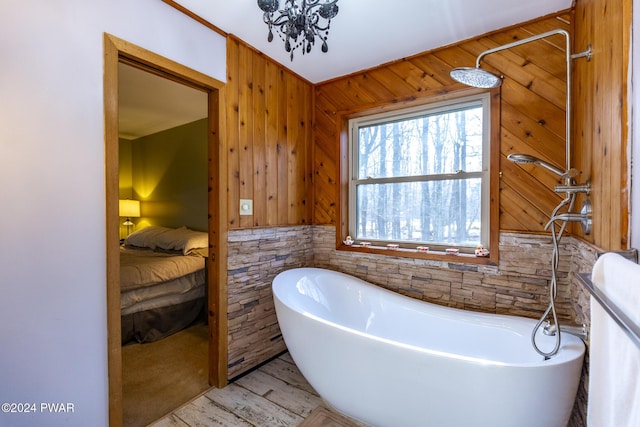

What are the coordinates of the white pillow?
(124, 226, 172, 249)
(153, 226, 208, 255)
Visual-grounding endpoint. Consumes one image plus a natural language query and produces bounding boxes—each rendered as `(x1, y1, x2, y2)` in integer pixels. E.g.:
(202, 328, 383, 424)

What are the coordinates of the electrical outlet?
(240, 199, 253, 215)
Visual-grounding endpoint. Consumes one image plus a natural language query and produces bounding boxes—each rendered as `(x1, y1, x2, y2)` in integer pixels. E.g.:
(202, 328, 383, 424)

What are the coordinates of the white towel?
(588, 253, 640, 427)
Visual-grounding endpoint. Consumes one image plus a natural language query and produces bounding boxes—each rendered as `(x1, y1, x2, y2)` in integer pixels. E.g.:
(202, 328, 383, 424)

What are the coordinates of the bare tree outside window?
(349, 95, 488, 250)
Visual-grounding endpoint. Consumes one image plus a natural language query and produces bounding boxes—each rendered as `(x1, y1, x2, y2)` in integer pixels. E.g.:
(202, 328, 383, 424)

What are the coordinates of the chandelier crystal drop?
(257, 0, 339, 61)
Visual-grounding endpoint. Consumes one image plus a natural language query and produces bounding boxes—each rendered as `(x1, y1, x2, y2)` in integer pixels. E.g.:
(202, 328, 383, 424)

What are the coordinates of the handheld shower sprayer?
(507, 151, 591, 359)
(507, 153, 579, 179)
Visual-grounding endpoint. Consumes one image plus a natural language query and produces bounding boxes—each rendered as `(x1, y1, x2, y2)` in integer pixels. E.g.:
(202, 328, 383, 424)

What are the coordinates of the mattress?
(120, 246, 205, 292)
(120, 246, 207, 343)
(120, 226, 208, 344)
(121, 269, 205, 315)
(120, 246, 206, 315)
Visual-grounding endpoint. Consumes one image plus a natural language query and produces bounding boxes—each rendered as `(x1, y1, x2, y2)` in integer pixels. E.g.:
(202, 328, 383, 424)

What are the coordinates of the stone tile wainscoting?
(227, 227, 314, 378)
(227, 224, 601, 425)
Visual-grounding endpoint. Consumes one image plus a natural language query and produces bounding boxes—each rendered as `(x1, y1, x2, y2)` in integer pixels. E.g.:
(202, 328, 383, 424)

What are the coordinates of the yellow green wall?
(119, 119, 208, 232)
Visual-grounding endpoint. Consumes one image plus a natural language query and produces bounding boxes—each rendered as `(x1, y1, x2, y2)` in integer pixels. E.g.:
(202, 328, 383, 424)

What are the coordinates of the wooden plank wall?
(314, 6, 632, 252)
(226, 36, 312, 229)
(573, 0, 631, 249)
(222, 5, 631, 250)
(314, 13, 575, 234)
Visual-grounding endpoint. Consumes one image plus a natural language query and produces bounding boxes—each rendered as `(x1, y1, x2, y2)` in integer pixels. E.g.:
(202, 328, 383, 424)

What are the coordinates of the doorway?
(104, 34, 228, 427)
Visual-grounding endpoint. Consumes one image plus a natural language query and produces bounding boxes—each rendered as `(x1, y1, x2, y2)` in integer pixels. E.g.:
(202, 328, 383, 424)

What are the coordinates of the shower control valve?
(554, 182, 591, 195)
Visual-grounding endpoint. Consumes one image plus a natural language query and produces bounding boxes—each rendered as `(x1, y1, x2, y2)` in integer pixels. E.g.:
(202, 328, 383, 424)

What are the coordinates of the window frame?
(336, 88, 500, 265)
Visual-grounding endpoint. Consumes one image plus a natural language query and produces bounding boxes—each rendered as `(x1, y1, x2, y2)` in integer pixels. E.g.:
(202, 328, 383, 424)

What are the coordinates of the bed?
(120, 226, 208, 344)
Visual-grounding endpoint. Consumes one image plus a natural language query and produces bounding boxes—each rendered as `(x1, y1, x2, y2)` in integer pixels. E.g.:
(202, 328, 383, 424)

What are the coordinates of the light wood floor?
(149, 353, 367, 427)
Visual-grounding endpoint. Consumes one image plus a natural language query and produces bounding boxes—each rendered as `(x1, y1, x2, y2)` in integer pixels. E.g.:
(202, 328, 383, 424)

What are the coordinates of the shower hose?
(531, 192, 577, 359)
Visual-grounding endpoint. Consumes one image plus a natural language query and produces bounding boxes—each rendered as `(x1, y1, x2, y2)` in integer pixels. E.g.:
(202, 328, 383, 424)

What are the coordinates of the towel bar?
(577, 273, 640, 350)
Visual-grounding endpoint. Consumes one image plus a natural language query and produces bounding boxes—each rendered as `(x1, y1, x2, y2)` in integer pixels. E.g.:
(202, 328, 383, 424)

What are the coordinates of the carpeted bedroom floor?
(122, 322, 210, 427)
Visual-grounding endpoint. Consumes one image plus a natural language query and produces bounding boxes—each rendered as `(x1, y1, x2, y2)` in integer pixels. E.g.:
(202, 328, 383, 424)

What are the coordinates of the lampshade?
(119, 199, 140, 218)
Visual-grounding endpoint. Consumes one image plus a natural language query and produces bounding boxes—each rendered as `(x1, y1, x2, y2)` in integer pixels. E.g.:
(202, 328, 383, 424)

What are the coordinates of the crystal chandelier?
(257, 0, 339, 61)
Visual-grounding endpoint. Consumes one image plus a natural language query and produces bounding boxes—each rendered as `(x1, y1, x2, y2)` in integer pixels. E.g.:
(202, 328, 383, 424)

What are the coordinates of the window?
(347, 93, 491, 254)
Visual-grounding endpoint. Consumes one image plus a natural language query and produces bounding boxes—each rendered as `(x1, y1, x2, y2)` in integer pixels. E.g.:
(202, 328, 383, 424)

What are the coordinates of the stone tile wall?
(314, 226, 581, 321)
(226, 226, 314, 378)
(227, 224, 601, 425)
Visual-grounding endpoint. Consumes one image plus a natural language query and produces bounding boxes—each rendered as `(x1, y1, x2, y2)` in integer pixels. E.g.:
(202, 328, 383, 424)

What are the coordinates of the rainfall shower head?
(449, 67, 503, 89)
(507, 153, 578, 178)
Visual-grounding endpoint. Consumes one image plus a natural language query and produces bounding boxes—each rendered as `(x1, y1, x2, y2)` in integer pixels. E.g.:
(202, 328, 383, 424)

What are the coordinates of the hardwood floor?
(150, 353, 367, 427)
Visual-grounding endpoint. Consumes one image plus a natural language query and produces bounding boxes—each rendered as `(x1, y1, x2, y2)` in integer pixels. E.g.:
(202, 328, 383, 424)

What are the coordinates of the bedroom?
(117, 61, 211, 425)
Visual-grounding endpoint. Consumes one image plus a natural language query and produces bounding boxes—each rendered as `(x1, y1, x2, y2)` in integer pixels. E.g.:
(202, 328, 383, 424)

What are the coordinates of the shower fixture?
(546, 211, 592, 235)
(449, 67, 502, 89)
(554, 183, 591, 194)
(506, 153, 579, 179)
(543, 321, 588, 341)
(450, 29, 591, 179)
(551, 197, 592, 235)
(451, 29, 593, 359)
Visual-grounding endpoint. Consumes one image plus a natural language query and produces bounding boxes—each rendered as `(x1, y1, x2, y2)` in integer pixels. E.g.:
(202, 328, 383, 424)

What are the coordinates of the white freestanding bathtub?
(272, 267, 585, 427)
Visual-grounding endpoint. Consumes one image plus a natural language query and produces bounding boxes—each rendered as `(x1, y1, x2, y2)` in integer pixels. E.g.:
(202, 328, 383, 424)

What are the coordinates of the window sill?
(337, 243, 498, 266)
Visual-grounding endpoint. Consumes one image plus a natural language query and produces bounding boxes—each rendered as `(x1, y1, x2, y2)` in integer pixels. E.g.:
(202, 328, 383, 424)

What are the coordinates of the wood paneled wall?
(223, 5, 631, 250)
(225, 36, 313, 229)
(314, 7, 632, 251)
(573, 0, 631, 250)
(313, 13, 578, 235)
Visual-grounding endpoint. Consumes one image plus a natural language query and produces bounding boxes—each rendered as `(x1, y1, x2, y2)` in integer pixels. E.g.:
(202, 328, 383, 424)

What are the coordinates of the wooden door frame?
(103, 33, 228, 427)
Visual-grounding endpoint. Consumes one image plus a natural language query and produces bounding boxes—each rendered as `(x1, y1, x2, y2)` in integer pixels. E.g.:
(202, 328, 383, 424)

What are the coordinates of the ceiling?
(118, 63, 207, 140)
(119, 0, 573, 139)
(172, 0, 573, 83)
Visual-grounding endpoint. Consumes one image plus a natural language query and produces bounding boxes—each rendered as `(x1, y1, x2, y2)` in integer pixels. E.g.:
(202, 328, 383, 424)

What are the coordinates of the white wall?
(0, 1, 225, 426)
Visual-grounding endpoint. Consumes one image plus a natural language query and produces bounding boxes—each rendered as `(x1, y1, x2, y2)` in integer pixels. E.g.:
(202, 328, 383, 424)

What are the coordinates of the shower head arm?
(475, 30, 572, 68)
(474, 29, 590, 69)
